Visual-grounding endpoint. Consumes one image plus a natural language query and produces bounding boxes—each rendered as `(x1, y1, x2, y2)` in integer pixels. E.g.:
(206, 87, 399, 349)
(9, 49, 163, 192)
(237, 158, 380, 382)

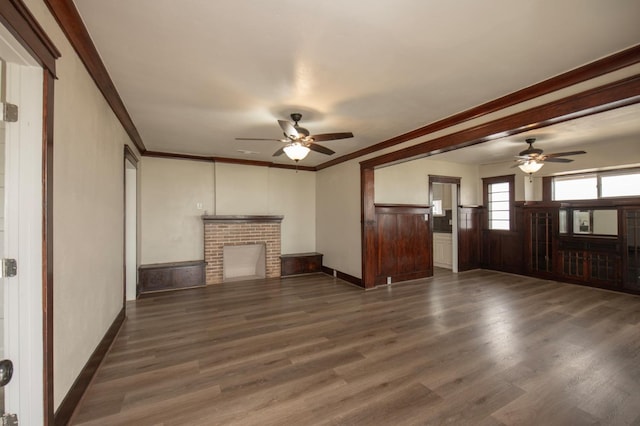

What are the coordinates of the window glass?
(601, 173, 640, 197)
(488, 181, 510, 230)
(432, 200, 443, 216)
(553, 176, 597, 200)
(552, 169, 640, 201)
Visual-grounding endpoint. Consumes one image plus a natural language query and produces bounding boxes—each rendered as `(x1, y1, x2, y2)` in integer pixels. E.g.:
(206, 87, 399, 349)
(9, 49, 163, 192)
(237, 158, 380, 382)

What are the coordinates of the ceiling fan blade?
(308, 143, 335, 155)
(310, 132, 354, 142)
(236, 137, 284, 141)
(272, 147, 285, 157)
(544, 150, 586, 158)
(278, 120, 299, 139)
(544, 157, 574, 163)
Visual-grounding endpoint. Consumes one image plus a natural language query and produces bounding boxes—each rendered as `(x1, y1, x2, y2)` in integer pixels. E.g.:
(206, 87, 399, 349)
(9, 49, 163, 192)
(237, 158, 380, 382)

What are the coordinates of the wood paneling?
(623, 208, 640, 292)
(374, 205, 432, 285)
(318, 45, 640, 170)
(458, 206, 482, 271)
(281, 253, 323, 276)
(138, 261, 206, 294)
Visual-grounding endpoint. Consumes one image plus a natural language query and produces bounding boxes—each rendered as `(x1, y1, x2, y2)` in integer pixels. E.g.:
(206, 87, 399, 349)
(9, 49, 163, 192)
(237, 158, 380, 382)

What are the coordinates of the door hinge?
(0, 259, 17, 278)
(1, 413, 18, 426)
(0, 103, 18, 123)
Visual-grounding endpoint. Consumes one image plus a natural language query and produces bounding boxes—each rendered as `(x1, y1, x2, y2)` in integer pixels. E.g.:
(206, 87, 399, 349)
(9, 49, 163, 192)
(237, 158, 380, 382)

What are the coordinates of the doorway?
(429, 175, 461, 273)
(125, 146, 138, 301)
(0, 25, 46, 424)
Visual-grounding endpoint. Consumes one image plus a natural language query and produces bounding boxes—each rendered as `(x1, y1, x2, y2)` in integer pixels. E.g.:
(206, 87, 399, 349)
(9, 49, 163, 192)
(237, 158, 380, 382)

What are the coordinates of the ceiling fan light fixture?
(518, 160, 544, 174)
(283, 142, 310, 161)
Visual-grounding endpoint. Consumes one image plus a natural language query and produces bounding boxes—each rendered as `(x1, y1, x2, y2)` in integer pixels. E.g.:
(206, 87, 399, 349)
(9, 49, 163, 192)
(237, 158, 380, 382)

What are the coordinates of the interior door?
(0, 59, 15, 422)
(0, 73, 7, 416)
(0, 24, 46, 423)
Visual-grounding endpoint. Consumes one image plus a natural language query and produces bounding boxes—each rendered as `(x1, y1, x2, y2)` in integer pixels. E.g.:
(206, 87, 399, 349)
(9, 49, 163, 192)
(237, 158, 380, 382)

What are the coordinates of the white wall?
(316, 160, 362, 278)
(140, 157, 214, 264)
(140, 160, 316, 264)
(375, 157, 480, 205)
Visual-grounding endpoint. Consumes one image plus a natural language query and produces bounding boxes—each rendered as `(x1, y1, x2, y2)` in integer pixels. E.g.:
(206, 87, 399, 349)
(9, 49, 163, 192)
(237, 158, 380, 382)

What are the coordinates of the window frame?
(483, 174, 515, 231)
(549, 167, 640, 201)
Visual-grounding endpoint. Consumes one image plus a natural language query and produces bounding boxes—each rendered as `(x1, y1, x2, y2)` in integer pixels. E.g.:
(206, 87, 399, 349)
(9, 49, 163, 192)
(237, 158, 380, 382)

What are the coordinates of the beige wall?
(140, 157, 214, 264)
(316, 160, 362, 278)
(375, 157, 480, 205)
(141, 160, 316, 264)
(24, 0, 139, 409)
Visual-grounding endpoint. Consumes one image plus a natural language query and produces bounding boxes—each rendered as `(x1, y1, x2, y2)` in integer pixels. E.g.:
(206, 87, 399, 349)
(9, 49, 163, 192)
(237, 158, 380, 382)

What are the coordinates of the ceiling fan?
(512, 138, 586, 174)
(235, 113, 354, 161)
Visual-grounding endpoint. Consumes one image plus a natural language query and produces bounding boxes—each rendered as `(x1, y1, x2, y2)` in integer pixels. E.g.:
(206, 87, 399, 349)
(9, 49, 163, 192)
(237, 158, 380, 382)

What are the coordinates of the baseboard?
(321, 265, 363, 288)
(54, 307, 125, 426)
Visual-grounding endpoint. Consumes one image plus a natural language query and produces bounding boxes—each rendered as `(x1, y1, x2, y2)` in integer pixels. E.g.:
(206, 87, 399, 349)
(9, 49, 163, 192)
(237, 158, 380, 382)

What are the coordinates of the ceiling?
(73, 0, 640, 167)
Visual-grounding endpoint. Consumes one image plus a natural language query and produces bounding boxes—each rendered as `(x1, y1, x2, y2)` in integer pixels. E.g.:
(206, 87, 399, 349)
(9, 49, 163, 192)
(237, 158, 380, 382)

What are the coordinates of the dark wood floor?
(71, 269, 640, 425)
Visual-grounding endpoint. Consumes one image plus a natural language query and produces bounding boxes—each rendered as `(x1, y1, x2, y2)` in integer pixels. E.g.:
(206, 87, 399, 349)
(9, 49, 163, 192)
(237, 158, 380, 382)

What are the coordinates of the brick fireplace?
(203, 215, 283, 284)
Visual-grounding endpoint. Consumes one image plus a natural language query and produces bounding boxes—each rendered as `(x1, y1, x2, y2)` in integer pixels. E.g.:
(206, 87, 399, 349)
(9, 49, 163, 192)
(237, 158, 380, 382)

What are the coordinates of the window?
(552, 168, 640, 201)
(483, 175, 514, 231)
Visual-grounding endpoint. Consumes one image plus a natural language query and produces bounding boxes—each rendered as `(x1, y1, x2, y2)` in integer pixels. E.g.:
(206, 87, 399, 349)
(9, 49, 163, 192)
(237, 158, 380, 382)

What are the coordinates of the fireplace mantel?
(203, 215, 283, 284)
(202, 215, 283, 224)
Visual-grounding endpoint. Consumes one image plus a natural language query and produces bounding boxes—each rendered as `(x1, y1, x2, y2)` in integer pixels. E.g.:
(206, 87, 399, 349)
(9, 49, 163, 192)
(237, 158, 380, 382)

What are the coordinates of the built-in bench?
(280, 252, 323, 277)
(138, 260, 206, 295)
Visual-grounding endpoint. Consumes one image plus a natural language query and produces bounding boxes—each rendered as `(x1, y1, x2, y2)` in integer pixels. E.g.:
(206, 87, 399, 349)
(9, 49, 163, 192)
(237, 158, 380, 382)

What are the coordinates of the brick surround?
(203, 215, 283, 285)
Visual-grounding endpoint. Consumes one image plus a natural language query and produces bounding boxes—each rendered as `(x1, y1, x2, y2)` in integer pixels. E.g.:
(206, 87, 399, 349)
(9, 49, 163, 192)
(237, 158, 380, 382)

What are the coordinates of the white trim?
(125, 160, 137, 301)
(1, 27, 44, 424)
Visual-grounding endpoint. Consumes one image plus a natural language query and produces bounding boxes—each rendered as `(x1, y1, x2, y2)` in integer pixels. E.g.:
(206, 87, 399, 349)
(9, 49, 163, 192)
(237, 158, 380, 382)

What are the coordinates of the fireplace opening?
(223, 244, 266, 282)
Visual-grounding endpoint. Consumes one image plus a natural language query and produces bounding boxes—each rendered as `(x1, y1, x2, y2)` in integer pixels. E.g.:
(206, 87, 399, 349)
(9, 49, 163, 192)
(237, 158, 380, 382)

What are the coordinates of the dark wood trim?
(43, 70, 55, 426)
(143, 150, 317, 172)
(43, 0, 146, 154)
(0, 0, 60, 76)
(374, 204, 430, 214)
(542, 166, 640, 204)
(54, 307, 125, 426)
(123, 145, 138, 304)
(316, 44, 640, 170)
(281, 253, 323, 276)
(361, 75, 640, 169)
(482, 174, 516, 231)
(138, 261, 205, 294)
(542, 176, 553, 202)
(428, 175, 461, 185)
(361, 167, 376, 289)
(124, 144, 139, 165)
(321, 265, 363, 288)
(202, 214, 284, 224)
(359, 75, 640, 299)
(143, 150, 214, 163)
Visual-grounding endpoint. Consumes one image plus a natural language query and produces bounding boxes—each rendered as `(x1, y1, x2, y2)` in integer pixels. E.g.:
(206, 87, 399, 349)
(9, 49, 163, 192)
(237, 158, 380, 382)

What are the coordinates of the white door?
(0, 23, 45, 424)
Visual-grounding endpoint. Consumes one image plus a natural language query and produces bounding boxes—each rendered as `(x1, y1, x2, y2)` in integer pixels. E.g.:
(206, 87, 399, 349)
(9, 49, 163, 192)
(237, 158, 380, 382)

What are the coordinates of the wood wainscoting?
(481, 202, 525, 274)
(374, 204, 432, 285)
(281, 252, 323, 276)
(458, 206, 483, 271)
(138, 260, 206, 294)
